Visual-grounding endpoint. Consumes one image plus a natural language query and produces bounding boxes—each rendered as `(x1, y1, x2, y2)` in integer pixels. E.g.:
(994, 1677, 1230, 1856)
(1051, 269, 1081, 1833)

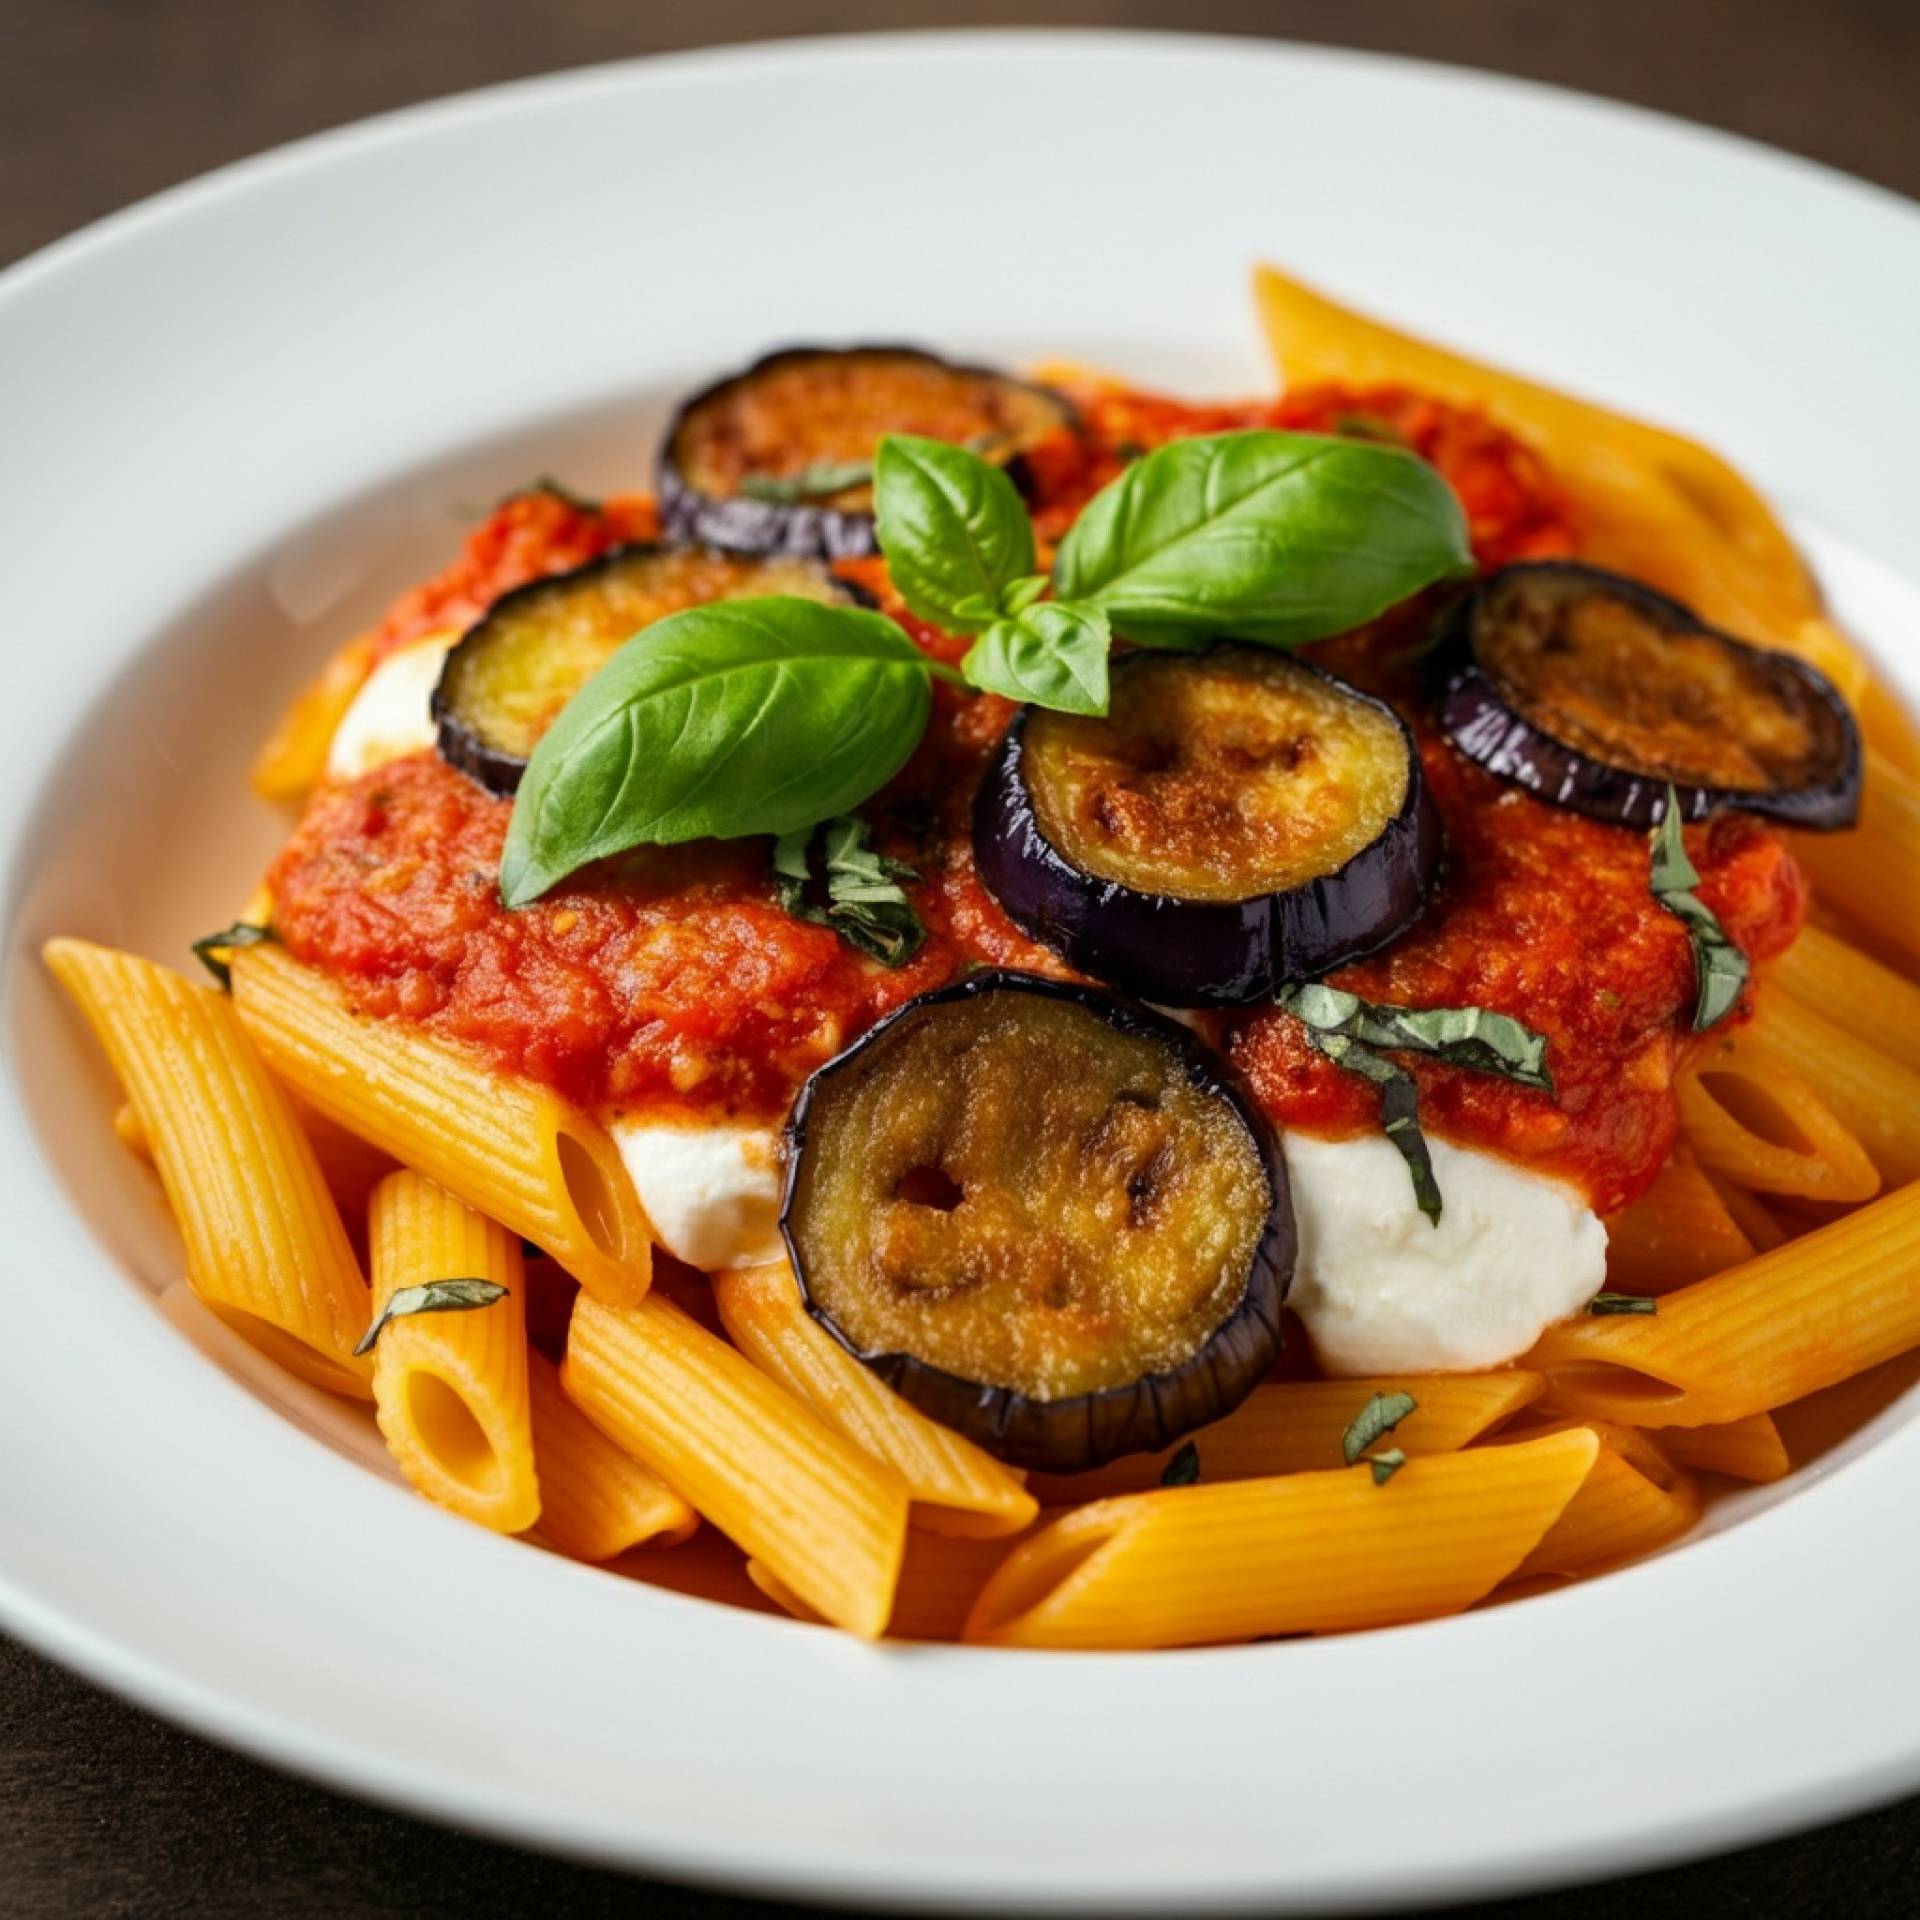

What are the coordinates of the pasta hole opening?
(969, 1524, 1121, 1638)
(1547, 1364, 1691, 1413)
(558, 1128, 629, 1262)
(1696, 1071, 1817, 1157)
(404, 1369, 501, 1495)
(895, 1165, 963, 1212)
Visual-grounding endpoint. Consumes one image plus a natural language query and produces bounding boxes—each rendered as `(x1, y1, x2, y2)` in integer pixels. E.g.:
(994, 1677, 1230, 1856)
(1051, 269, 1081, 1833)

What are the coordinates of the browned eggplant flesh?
(781, 971, 1293, 1471)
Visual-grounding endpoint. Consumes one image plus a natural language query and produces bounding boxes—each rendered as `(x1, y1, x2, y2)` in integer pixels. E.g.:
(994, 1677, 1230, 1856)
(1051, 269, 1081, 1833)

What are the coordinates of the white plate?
(3, 30, 1919, 1913)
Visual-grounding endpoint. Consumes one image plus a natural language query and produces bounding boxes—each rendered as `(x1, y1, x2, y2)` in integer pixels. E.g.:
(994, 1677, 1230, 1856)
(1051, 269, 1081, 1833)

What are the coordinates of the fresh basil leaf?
(1277, 981, 1553, 1093)
(773, 814, 925, 967)
(1000, 574, 1050, 616)
(1588, 1292, 1658, 1317)
(500, 597, 933, 907)
(1367, 1447, 1408, 1486)
(874, 434, 1036, 634)
(1160, 1441, 1201, 1487)
(961, 601, 1111, 715)
(353, 1278, 508, 1356)
(1053, 430, 1472, 646)
(738, 458, 874, 504)
(1307, 1028, 1443, 1223)
(1649, 787, 1749, 1031)
(1341, 1390, 1419, 1465)
(190, 921, 275, 992)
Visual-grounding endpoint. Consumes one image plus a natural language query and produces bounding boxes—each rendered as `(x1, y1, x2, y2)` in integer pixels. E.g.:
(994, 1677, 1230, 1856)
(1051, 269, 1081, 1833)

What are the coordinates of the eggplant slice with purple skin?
(974, 645, 1442, 1007)
(657, 345, 1078, 559)
(432, 543, 867, 796)
(1435, 561, 1862, 830)
(781, 970, 1294, 1473)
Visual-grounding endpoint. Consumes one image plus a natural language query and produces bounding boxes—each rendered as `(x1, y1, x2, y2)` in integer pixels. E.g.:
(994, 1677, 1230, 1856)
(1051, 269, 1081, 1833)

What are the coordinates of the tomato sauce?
(268, 382, 1805, 1211)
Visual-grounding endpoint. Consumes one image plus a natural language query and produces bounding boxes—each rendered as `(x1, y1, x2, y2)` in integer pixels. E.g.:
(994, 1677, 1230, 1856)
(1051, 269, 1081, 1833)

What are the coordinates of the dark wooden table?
(5, 4, 1918, 1913)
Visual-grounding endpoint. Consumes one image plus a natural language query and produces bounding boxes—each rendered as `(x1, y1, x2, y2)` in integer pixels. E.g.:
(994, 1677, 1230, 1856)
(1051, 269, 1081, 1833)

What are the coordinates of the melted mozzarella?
(612, 1118, 784, 1271)
(1282, 1131, 1606, 1375)
(325, 631, 458, 780)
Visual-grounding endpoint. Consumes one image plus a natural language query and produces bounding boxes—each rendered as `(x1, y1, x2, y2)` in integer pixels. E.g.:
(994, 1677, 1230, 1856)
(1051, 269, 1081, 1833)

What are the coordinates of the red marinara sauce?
(269, 393, 1806, 1211)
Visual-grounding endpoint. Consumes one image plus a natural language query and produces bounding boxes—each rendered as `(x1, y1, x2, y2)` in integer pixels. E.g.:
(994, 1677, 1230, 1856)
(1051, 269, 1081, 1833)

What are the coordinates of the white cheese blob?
(1282, 1130, 1606, 1375)
(611, 1118, 784, 1271)
(325, 630, 458, 780)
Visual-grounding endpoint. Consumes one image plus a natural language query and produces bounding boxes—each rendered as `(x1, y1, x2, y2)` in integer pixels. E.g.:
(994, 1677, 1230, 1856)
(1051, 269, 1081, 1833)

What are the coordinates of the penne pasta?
(750, 1527, 1025, 1641)
(46, 938, 372, 1397)
(1502, 1419, 1702, 1581)
(565, 1292, 909, 1638)
(1773, 922, 1920, 1080)
(251, 631, 378, 802)
(964, 1429, 1598, 1650)
(1738, 992, 1920, 1191)
(1602, 1146, 1756, 1294)
(526, 1350, 696, 1560)
(1676, 1013, 1880, 1205)
(229, 943, 651, 1304)
(1526, 1180, 1920, 1427)
(367, 1171, 538, 1533)
(1701, 1170, 1789, 1254)
(1028, 1371, 1542, 1504)
(1653, 1411, 1792, 1484)
(712, 1261, 1036, 1538)
(1791, 751, 1920, 974)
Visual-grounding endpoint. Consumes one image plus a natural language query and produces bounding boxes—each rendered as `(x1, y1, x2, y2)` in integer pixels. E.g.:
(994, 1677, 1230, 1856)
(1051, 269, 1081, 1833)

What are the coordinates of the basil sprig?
(1342, 1390, 1416, 1485)
(1588, 1291, 1658, 1317)
(190, 921, 275, 991)
(353, 1278, 509, 1356)
(773, 814, 925, 967)
(1277, 983, 1554, 1223)
(500, 598, 939, 906)
(1649, 787, 1748, 1031)
(1160, 1441, 1201, 1487)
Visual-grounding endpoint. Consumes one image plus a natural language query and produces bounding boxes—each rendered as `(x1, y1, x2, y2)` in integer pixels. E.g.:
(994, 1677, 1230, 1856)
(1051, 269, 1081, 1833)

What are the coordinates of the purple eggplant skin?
(973, 651, 1443, 1009)
(656, 344, 1077, 560)
(1435, 561, 1863, 831)
(780, 970, 1295, 1474)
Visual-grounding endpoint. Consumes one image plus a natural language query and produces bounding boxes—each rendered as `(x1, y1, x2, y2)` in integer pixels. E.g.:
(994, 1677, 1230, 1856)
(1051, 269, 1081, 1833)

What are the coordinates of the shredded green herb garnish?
(1649, 787, 1749, 1031)
(1160, 1441, 1201, 1487)
(1342, 1390, 1418, 1467)
(738, 459, 874, 504)
(353, 1279, 509, 1356)
(772, 815, 925, 966)
(190, 922, 274, 992)
(1367, 1448, 1408, 1486)
(1588, 1292, 1658, 1317)
(1333, 412, 1412, 449)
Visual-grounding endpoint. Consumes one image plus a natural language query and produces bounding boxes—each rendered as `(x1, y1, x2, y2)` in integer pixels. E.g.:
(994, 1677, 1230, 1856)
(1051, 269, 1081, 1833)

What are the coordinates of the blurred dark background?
(5, 2, 1919, 1915)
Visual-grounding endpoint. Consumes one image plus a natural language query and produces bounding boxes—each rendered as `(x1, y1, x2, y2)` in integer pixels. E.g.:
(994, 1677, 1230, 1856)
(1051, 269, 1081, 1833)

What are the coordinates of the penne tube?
(367, 1171, 538, 1533)
(526, 1350, 696, 1560)
(251, 631, 378, 802)
(1791, 751, 1920, 975)
(1028, 1371, 1542, 1504)
(964, 1429, 1598, 1650)
(1740, 992, 1920, 1191)
(565, 1292, 909, 1638)
(1676, 1016, 1880, 1205)
(1602, 1147, 1756, 1294)
(1502, 1420, 1702, 1581)
(46, 938, 372, 1397)
(712, 1261, 1036, 1537)
(1653, 1411, 1792, 1484)
(230, 943, 650, 1304)
(1773, 923, 1920, 1079)
(750, 1527, 1025, 1642)
(1701, 1170, 1789, 1253)
(1525, 1180, 1920, 1427)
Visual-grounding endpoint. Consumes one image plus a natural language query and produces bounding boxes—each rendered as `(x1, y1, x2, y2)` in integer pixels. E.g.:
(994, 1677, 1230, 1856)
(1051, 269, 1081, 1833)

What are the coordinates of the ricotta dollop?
(611, 1118, 784, 1271)
(325, 631, 456, 780)
(1281, 1130, 1606, 1375)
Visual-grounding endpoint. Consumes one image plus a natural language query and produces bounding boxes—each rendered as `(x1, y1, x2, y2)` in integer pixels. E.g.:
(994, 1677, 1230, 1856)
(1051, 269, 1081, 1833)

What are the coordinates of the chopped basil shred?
(738, 458, 875, 504)
(1588, 1292, 1658, 1317)
(1160, 1441, 1201, 1487)
(353, 1278, 509, 1356)
(1307, 1029, 1443, 1222)
(190, 921, 275, 991)
(1649, 786, 1749, 1031)
(1367, 1447, 1408, 1486)
(1342, 1390, 1418, 1466)
(773, 815, 925, 967)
